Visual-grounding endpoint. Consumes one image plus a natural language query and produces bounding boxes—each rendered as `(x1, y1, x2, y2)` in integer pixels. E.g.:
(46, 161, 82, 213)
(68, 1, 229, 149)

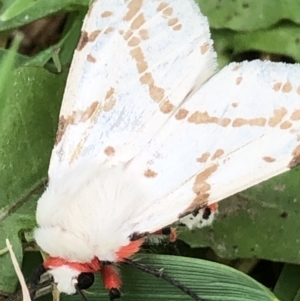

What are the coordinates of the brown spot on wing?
(172, 24, 182, 31)
(139, 29, 149, 40)
(160, 100, 174, 114)
(89, 30, 101, 41)
(82, 102, 99, 122)
(200, 42, 209, 54)
(144, 169, 158, 178)
(104, 146, 115, 156)
(288, 145, 300, 168)
(182, 164, 218, 214)
(77, 30, 101, 51)
(103, 88, 116, 112)
(128, 37, 140, 47)
(233, 117, 266, 127)
(263, 156, 276, 163)
(236, 76, 242, 85)
(104, 27, 114, 35)
(211, 149, 224, 160)
(124, 0, 143, 21)
(231, 102, 238, 108)
(280, 121, 292, 129)
(291, 110, 300, 121)
(77, 31, 89, 51)
(124, 30, 133, 40)
(175, 108, 189, 120)
(268, 108, 288, 127)
(297, 86, 300, 95)
(197, 152, 210, 163)
(101, 11, 113, 18)
(56, 116, 68, 144)
(163, 7, 173, 16)
(188, 111, 231, 127)
(168, 18, 179, 28)
(87, 54, 96, 63)
(131, 13, 146, 30)
(55, 101, 100, 145)
(193, 164, 218, 196)
(106, 87, 115, 99)
(282, 81, 292, 93)
(157, 2, 168, 11)
(273, 82, 282, 91)
(232, 65, 240, 71)
(130, 47, 148, 73)
(140, 72, 165, 102)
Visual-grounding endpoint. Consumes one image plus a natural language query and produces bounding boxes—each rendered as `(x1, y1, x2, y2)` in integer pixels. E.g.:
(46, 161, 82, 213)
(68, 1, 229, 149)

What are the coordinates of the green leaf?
(212, 23, 300, 65)
(197, 0, 300, 31)
(274, 264, 300, 301)
(0, 66, 67, 294)
(26, 12, 83, 69)
(58, 254, 278, 301)
(0, 0, 88, 31)
(0, 0, 37, 21)
(0, 34, 22, 102)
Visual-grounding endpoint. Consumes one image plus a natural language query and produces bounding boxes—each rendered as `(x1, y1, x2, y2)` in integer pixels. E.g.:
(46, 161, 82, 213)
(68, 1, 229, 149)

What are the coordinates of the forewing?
(48, 0, 216, 178)
(127, 60, 300, 234)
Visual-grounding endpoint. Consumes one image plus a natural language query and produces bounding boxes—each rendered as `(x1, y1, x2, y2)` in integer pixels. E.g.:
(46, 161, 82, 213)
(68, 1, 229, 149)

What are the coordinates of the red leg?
(101, 263, 121, 300)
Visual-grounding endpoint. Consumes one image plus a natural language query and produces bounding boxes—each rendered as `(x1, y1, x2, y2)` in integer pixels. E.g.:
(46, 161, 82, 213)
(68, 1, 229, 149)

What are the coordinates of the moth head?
(48, 265, 94, 294)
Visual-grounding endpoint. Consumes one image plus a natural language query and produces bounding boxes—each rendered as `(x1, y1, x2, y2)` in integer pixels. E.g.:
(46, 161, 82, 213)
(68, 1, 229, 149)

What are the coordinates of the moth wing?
(126, 60, 300, 233)
(48, 0, 216, 178)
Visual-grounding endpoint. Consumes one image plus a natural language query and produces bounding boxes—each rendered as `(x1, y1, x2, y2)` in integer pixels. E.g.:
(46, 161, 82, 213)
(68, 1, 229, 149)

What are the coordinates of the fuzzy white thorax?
(35, 161, 149, 263)
(48, 265, 80, 294)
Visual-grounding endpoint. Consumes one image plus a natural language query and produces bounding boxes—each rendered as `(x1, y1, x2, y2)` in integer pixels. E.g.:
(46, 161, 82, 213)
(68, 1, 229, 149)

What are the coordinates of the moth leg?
(101, 262, 121, 300)
(151, 227, 179, 255)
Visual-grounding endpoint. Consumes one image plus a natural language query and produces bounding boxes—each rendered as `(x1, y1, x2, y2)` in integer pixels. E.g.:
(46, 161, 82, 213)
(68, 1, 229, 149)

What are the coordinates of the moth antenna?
(75, 285, 89, 301)
(124, 258, 203, 301)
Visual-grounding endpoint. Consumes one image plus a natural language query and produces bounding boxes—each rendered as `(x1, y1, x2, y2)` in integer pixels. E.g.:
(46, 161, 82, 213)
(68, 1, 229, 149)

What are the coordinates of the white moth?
(34, 0, 300, 298)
